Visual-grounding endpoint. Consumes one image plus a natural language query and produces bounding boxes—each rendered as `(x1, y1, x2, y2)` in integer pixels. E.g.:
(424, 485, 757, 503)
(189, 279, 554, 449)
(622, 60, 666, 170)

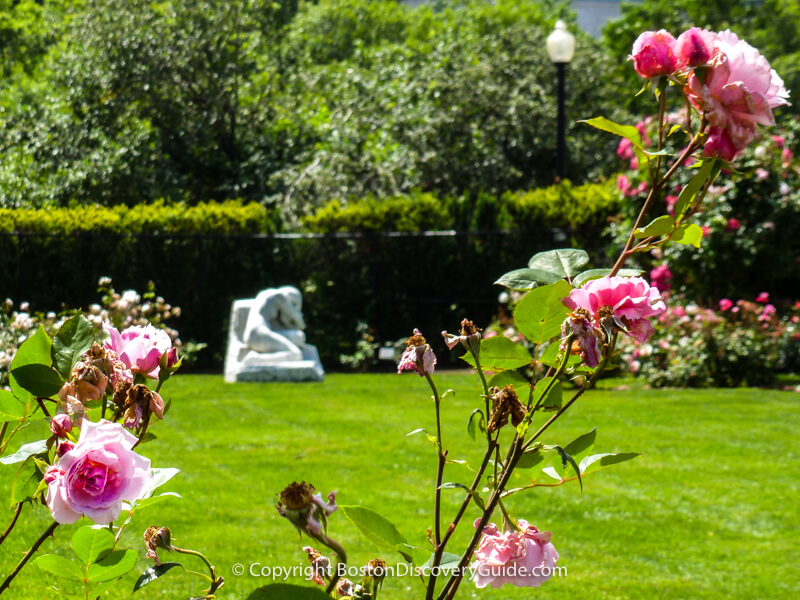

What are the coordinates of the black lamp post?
(546, 20, 576, 181)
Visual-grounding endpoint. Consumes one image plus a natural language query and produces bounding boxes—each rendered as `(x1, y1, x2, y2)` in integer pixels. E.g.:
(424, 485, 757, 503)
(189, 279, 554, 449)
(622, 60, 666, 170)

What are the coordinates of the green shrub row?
(0, 200, 274, 235)
(303, 180, 621, 234)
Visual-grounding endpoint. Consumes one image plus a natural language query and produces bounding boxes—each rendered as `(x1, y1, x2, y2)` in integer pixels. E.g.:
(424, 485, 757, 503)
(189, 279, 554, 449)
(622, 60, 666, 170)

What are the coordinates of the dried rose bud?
(487, 386, 527, 433)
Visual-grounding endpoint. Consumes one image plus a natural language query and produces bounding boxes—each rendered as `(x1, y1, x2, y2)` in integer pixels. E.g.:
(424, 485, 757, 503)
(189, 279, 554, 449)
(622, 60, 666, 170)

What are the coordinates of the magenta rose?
(472, 519, 560, 589)
(675, 27, 717, 67)
(45, 419, 153, 524)
(563, 276, 666, 343)
(104, 323, 172, 378)
(629, 30, 679, 78)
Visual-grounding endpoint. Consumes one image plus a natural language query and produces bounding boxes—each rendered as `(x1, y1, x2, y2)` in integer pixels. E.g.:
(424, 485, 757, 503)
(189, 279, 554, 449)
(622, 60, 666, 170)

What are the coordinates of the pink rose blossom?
(701, 225, 711, 238)
(672, 306, 687, 318)
(726, 218, 741, 231)
(782, 147, 793, 164)
(472, 519, 559, 589)
(630, 30, 679, 78)
(686, 30, 790, 160)
(759, 304, 776, 321)
(560, 312, 603, 368)
(50, 414, 73, 438)
(675, 27, 717, 67)
(104, 324, 172, 378)
(398, 329, 436, 377)
(45, 420, 153, 524)
(562, 276, 666, 343)
(650, 264, 672, 292)
(772, 135, 786, 148)
(665, 195, 679, 216)
(756, 292, 770, 303)
(719, 298, 733, 311)
(755, 168, 769, 180)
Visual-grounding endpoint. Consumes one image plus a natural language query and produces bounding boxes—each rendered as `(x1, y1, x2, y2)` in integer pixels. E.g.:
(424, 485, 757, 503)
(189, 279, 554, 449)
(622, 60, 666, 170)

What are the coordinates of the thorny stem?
(0, 504, 23, 548)
(424, 372, 447, 600)
(610, 114, 708, 277)
(172, 546, 225, 596)
(0, 521, 59, 596)
(319, 536, 347, 596)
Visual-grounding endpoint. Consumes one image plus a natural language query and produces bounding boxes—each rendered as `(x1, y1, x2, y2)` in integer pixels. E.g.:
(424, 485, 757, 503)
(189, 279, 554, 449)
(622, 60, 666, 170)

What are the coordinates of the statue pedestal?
(224, 296, 325, 383)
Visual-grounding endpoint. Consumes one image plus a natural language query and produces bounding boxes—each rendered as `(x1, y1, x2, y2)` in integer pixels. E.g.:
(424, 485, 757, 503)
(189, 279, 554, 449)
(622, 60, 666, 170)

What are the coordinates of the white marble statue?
(224, 286, 324, 383)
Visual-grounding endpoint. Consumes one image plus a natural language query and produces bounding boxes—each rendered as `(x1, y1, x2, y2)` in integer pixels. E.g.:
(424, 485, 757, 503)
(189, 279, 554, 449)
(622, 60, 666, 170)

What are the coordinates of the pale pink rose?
(755, 168, 769, 180)
(756, 292, 770, 303)
(563, 276, 666, 343)
(45, 420, 152, 524)
(672, 306, 687, 318)
(719, 298, 733, 311)
(759, 304, 776, 321)
(472, 519, 559, 589)
(675, 27, 717, 67)
(104, 323, 172, 378)
(630, 30, 679, 78)
(560, 312, 603, 368)
(398, 329, 437, 377)
(686, 31, 790, 159)
(782, 147, 793, 164)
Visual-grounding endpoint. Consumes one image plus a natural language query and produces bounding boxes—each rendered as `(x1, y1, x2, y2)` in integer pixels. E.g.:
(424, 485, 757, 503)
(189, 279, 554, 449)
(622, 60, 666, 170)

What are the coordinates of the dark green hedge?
(1, 185, 618, 370)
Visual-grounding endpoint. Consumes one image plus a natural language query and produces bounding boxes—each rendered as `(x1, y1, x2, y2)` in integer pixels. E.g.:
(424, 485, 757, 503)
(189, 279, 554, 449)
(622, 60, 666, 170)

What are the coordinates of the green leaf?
(51, 314, 95, 381)
(487, 370, 529, 390)
(11, 456, 43, 504)
(564, 428, 598, 468)
(572, 268, 643, 288)
(516, 447, 545, 477)
(671, 223, 704, 248)
(538, 342, 581, 369)
(126, 492, 182, 512)
(1, 439, 49, 465)
(674, 158, 716, 221)
(9, 326, 52, 402)
(527, 248, 589, 279)
(421, 552, 462, 571)
(246, 585, 332, 600)
(437, 482, 485, 510)
(633, 215, 675, 239)
(555, 446, 583, 492)
(514, 280, 572, 347)
(0, 390, 27, 422)
(33, 554, 87, 583)
(579, 452, 641, 475)
(88, 580, 119, 598)
(142, 467, 181, 499)
(494, 268, 562, 291)
(9, 364, 64, 399)
(535, 377, 563, 411)
(467, 409, 485, 443)
(461, 336, 532, 371)
(580, 117, 649, 166)
(87, 549, 139, 582)
(73, 526, 115, 565)
(340, 505, 411, 562)
(133, 562, 184, 592)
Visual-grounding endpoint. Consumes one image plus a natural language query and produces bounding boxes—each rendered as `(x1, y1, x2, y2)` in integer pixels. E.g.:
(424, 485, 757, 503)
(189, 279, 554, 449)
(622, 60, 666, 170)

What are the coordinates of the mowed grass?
(1, 373, 798, 599)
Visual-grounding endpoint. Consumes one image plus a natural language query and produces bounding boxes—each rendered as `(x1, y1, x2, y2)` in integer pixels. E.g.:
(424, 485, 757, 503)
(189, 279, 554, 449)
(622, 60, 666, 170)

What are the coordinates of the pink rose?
(630, 30, 679, 78)
(563, 276, 666, 343)
(650, 264, 672, 292)
(50, 414, 73, 438)
(616, 174, 632, 196)
(756, 292, 770, 303)
(472, 519, 559, 589)
(45, 420, 153, 524)
(104, 324, 172, 378)
(398, 329, 436, 377)
(726, 218, 741, 231)
(719, 298, 733, 311)
(675, 27, 717, 67)
(686, 31, 790, 160)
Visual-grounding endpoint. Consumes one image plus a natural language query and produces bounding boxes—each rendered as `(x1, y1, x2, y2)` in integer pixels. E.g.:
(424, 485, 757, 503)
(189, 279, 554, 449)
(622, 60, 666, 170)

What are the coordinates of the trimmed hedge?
(0, 200, 274, 235)
(304, 180, 621, 233)
(1, 184, 618, 370)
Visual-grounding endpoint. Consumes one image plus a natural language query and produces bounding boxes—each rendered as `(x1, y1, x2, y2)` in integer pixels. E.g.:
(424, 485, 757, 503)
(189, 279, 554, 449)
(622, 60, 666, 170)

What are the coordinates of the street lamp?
(546, 20, 575, 181)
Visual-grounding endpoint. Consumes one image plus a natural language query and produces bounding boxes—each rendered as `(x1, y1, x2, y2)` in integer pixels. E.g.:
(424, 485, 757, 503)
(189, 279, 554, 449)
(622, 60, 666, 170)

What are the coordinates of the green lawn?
(1, 373, 798, 599)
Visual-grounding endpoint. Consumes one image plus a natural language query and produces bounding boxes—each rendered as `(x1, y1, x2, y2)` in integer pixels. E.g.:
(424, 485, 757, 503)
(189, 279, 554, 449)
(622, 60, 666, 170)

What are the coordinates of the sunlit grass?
(1, 373, 798, 599)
